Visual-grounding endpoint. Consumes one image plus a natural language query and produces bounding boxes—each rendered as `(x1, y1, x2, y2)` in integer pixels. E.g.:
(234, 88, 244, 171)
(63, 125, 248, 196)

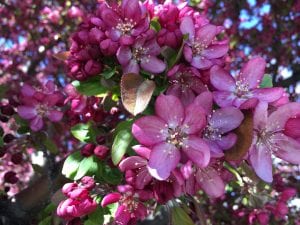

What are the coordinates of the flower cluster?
(17, 81, 64, 131)
(55, 1, 300, 224)
(57, 176, 97, 221)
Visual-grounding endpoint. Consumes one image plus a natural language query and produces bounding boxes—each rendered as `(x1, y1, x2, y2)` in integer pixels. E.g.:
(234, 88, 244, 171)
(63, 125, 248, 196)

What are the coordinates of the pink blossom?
(57, 196, 97, 220)
(117, 30, 166, 74)
(132, 94, 210, 180)
(167, 64, 207, 106)
(180, 17, 228, 70)
(210, 57, 284, 109)
(248, 101, 300, 182)
(101, 185, 151, 225)
(119, 146, 152, 189)
(99, 0, 149, 46)
(17, 82, 64, 131)
(154, 3, 183, 48)
(194, 92, 244, 157)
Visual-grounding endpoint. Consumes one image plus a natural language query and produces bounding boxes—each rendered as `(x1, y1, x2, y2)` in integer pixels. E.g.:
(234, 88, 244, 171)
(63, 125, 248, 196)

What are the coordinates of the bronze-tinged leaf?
(53, 51, 70, 61)
(121, 73, 155, 116)
(225, 111, 253, 161)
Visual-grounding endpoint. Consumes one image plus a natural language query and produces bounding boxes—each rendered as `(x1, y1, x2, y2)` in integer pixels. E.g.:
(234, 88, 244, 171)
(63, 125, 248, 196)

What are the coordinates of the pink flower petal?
(119, 156, 148, 171)
(132, 145, 151, 159)
(193, 91, 213, 115)
(155, 95, 184, 128)
(210, 66, 236, 91)
(30, 116, 44, 131)
(140, 56, 166, 74)
(115, 204, 131, 225)
(253, 101, 268, 130)
(182, 136, 210, 168)
(251, 87, 284, 103)
(238, 57, 266, 89)
(123, 59, 140, 74)
(48, 110, 63, 122)
(182, 103, 206, 134)
(132, 115, 167, 146)
(191, 56, 212, 69)
(202, 44, 228, 59)
(267, 102, 300, 131)
(273, 134, 300, 164)
(284, 117, 300, 139)
(210, 107, 244, 133)
(136, 168, 152, 189)
(180, 17, 195, 40)
(183, 45, 193, 62)
(196, 167, 225, 198)
(216, 133, 237, 150)
(121, 0, 141, 21)
(148, 142, 180, 180)
(101, 192, 121, 207)
(212, 91, 235, 107)
(117, 46, 132, 65)
(196, 24, 217, 46)
(17, 106, 37, 119)
(249, 144, 273, 183)
(100, 8, 120, 27)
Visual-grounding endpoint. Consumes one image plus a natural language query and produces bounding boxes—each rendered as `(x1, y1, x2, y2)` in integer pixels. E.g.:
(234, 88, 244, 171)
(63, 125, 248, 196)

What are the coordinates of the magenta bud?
(81, 143, 95, 157)
(80, 176, 95, 191)
(4, 171, 18, 184)
(11, 152, 23, 164)
(93, 145, 109, 159)
(1, 105, 15, 116)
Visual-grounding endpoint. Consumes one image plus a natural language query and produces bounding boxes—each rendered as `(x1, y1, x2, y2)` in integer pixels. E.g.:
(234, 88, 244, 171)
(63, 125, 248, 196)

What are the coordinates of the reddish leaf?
(53, 51, 70, 61)
(121, 73, 155, 116)
(225, 111, 253, 161)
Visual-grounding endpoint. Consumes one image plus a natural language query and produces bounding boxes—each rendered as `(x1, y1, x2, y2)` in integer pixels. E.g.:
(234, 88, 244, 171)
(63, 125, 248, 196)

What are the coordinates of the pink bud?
(93, 145, 109, 159)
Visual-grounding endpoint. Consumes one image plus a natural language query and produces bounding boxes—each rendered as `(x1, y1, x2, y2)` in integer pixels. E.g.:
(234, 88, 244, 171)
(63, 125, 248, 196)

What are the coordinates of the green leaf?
(38, 216, 52, 225)
(150, 18, 161, 32)
(111, 129, 133, 165)
(71, 122, 98, 143)
(102, 66, 116, 79)
(102, 164, 123, 185)
(114, 119, 133, 134)
(86, 207, 104, 225)
(72, 76, 108, 96)
(171, 206, 195, 225)
(62, 151, 83, 179)
(74, 156, 102, 180)
(260, 74, 273, 88)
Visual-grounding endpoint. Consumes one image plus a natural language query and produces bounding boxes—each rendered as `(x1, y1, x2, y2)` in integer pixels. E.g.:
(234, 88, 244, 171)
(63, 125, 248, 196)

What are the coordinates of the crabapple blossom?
(117, 30, 166, 74)
(132, 94, 210, 180)
(248, 101, 300, 182)
(180, 16, 228, 70)
(194, 92, 244, 157)
(17, 81, 64, 131)
(210, 57, 284, 109)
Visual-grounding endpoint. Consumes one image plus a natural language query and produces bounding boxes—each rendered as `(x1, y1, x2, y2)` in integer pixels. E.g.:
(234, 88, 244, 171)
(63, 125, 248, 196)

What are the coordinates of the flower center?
(203, 123, 222, 141)
(120, 193, 139, 213)
(166, 126, 187, 148)
(116, 18, 136, 35)
(132, 47, 149, 63)
(192, 41, 207, 56)
(235, 80, 250, 98)
(36, 104, 48, 116)
(255, 128, 284, 153)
